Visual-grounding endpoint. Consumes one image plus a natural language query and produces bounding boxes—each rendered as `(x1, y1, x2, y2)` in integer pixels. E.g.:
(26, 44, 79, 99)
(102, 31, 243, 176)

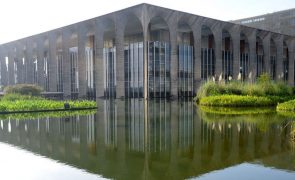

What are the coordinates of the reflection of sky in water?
(0, 142, 106, 180)
(194, 163, 295, 180)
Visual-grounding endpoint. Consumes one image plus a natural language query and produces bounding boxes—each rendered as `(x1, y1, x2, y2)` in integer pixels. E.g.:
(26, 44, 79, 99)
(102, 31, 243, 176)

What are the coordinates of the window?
(43, 52, 49, 91)
(86, 47, 96, 99)
(222, 50, 233, 80)
(148, 41, 171, 98)
(124, 42, 144, 98)
(178, 44, 194, 97)
(201, 48, 215, 80)
(69, 47, 79, 95)
(103, 47, 116, 98)
(57, 51, 63, 92)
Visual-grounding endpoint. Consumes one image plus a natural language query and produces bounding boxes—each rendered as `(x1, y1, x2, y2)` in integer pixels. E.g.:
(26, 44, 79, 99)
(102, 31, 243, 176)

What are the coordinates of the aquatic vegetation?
(277, 99, 295, 111)
(199, 95, 275, 107)
(0, 94, 96, 112)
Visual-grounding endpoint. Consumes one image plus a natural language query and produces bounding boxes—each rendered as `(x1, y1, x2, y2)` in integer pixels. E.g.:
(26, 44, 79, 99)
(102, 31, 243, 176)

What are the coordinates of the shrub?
(4, 84, 43, 96)
(199, 95, 275, 107)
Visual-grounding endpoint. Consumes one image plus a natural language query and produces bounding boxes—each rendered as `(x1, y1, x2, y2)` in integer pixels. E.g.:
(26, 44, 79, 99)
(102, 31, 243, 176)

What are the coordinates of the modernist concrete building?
(0, 3, 294, 99)
(233, 8, 295, 36)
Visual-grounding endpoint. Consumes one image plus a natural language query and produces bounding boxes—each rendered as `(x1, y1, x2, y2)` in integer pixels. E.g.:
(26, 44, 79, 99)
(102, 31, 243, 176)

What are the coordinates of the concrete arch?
(256, 36, 264, 55)
(148, 16, 170, 42)
(240, 32, 249, 53)
(100, 17, 116, 47)
(201, 25, 215, 49)
(222, 29, 233, 51)
(123, 13, 144, 43)
(177, 18, 194, 45)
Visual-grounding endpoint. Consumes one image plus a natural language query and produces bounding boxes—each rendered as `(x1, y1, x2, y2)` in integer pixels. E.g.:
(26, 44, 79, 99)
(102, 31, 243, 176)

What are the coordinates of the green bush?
(4, 84, 43, 96)
(199, 95, 275, 107)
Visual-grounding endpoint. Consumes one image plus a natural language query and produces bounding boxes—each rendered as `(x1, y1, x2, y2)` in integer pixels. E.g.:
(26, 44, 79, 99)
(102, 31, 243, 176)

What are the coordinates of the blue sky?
(0, 0, 294, 44)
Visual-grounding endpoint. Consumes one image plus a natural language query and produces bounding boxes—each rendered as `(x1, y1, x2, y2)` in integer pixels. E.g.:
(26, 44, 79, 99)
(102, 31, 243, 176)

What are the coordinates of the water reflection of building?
(0, 101, 294, 179)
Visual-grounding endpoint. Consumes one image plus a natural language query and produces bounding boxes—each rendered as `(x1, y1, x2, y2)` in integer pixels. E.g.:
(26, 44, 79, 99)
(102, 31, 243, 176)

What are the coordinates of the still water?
(0, 100, 295, 180)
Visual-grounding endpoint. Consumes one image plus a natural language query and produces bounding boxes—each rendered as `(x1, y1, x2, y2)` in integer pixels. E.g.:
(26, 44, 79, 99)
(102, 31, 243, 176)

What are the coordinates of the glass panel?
(69, 47, 79, 97)
(56, 51, 63, 92)
(103, 47, 116, 98)
(148, 41, 171, 98)
(178, 44, 194, 97)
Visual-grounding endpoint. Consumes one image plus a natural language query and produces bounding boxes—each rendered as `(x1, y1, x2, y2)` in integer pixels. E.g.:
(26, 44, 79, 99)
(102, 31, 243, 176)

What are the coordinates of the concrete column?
(248, 31, 256, 82)
(275, 36, 283, 80)
(62, 30, 71, 99)
(231, 29, 240, 80)
(288, 41, 295, 85)
(263, 33, 271, 75)
(37, 37, 45, 88)
(48, 32, 57, 92)
(115, 26, 125, 98)
(170, 23, 178, 98)
(213, 27, 222, 79)
(78, 26, 87, 98)
(94, 21, 104, 98)
(193, 25, 201, 92)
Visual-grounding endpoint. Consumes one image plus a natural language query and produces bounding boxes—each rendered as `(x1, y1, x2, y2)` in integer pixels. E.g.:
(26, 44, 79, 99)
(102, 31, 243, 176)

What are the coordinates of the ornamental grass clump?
(4, 84, 43, 96)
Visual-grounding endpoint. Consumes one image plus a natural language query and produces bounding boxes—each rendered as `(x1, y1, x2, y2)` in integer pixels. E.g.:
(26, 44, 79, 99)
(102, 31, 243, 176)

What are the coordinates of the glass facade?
(33, 57, 38, 84)
(70, 47, 79, 96)
(270, 55, 276, 80)
(222, 51, 233, 80)
(240, 53, 249, 81)
(256, 54, 264, 78)
(178, 44, 194, 97)
(43, 52, 49, 91)
(283, 57, 289, 82)
(13, 58, 18, 84)
(56, 51, 63, 92)
(201, 48, 215, 80)
(103, 47, 116, 98)
(283, 45, 289, 82)
(85, 47, 96, 99)
(148, 41, 171, 98)
(124, 42, 144, 98)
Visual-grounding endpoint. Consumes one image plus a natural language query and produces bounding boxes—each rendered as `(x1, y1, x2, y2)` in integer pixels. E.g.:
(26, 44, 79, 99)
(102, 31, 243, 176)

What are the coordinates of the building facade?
(232, 8, 295, 36)
(0, 3, 294, 99)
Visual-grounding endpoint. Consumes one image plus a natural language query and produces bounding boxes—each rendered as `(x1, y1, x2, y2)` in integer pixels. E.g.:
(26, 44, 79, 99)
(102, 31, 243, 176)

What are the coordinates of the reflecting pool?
(0, 100, 295, 180)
